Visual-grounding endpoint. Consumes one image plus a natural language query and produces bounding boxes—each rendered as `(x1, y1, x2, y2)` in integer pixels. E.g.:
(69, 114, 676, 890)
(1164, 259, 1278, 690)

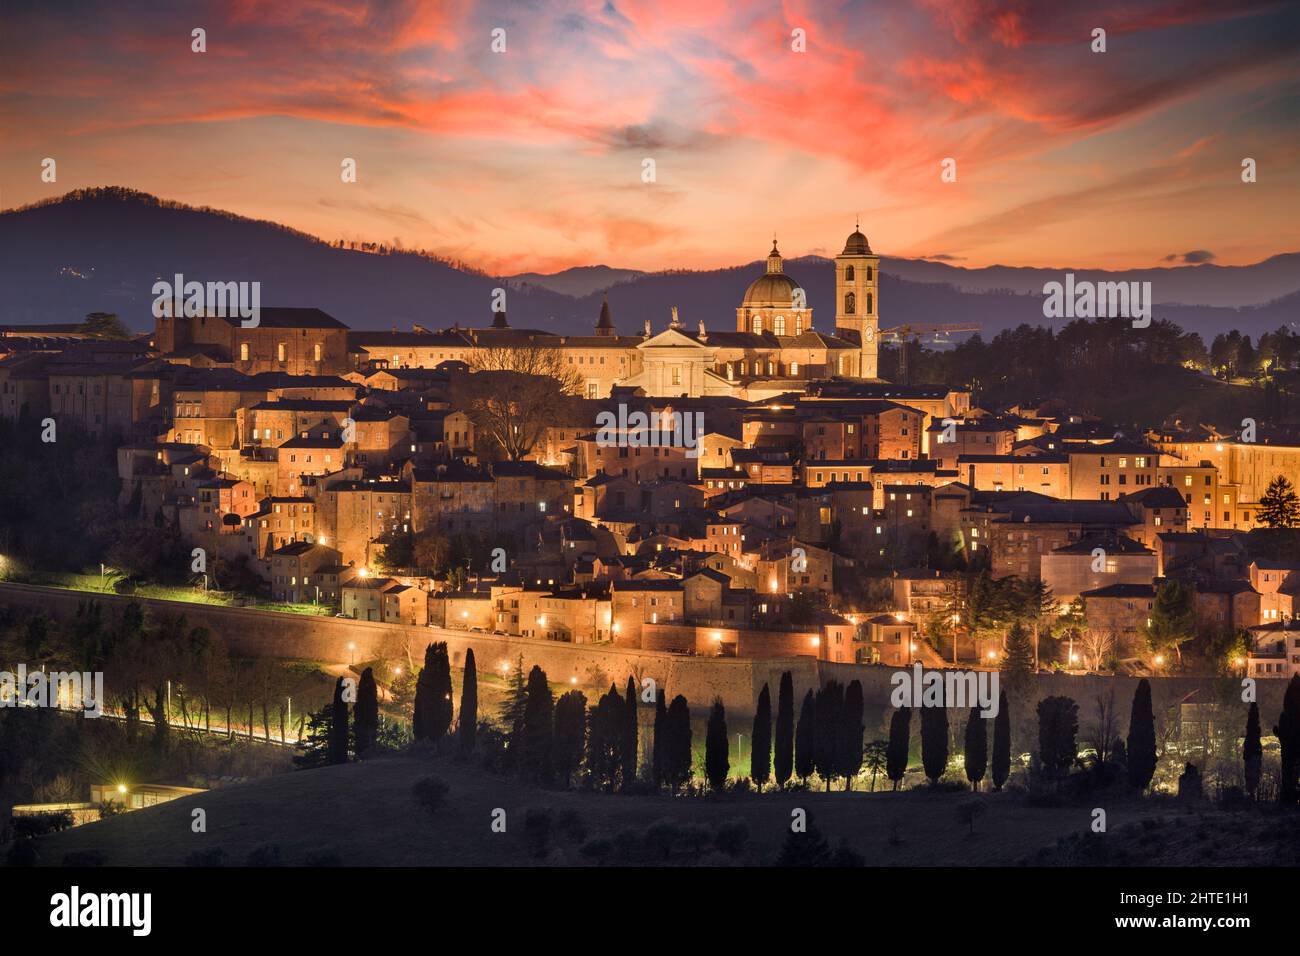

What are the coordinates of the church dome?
(742, 273, 798, 308)
(741, 240, 799, 308)
(841, 229, 872, 256)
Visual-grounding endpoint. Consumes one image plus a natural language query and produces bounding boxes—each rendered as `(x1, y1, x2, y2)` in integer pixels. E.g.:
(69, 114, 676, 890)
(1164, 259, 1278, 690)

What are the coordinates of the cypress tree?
(430, 642, 454, 741)
(1274, 674, 1300, 804)
(919, 691, 949, 786)
(499, 654, 528, 745)
(1126, 678, 1157, 792)
(1003, 621, 1035, 696)
(354, 667, 378, 757)
(652, 688, 667, 789)
(553, 689, 587, 788)
(412, 643, 437, 741)
(327, 676, 349, 765)
(705, 697, 729, 791)
(459, 648, 478, 753)
(665, 694, 692, 791)
(795, 689, 816, 784)
(1036, 695, 1079, 781)
(886, 706, 911, 790)
(814, 681, 843, 791)
(586, 687, 620, 791)
(1244, 701, 1262, 798)
(774, 670, 795, 789)
(624, 675, 639, 787)
(751, 683, 772, 791)
(520, 665, 554, 784)
(964, 707, 987, 791)
(991, 691, 1011, 791)
(838, 680, 865, 791)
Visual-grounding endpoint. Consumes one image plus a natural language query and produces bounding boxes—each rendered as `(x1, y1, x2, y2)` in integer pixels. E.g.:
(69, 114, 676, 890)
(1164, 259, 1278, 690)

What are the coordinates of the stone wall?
(1, 582, 1283, 725)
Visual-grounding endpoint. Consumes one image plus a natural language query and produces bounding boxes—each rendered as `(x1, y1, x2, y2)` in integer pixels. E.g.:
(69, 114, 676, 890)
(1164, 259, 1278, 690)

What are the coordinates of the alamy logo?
(0, 665, 104, 716)
(152, 273, 261, 327)
(50, 886, 151, 937)
(1042, 273, 1151, 327)
(889, 663, 1000, 718)
(594, 404, 704, 458)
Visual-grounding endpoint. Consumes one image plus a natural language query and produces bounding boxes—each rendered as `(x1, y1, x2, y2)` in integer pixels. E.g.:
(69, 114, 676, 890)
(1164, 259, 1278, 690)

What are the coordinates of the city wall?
(1, 583, 1284, 723)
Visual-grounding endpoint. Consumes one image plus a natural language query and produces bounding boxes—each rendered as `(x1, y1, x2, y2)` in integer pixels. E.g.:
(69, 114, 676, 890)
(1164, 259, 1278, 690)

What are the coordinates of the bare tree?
(1078, 626, 1116, 673)
(1090, 690, 1118, 763)
(453, 346, 582, 461)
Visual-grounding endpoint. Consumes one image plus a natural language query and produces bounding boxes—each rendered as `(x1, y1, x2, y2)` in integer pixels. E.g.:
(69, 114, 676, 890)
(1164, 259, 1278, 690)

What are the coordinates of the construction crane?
(877, 322, 980, 384)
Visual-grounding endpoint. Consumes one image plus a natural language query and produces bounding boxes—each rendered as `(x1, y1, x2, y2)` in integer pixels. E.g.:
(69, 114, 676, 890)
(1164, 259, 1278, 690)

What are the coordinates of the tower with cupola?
(834, 224, 880, 378)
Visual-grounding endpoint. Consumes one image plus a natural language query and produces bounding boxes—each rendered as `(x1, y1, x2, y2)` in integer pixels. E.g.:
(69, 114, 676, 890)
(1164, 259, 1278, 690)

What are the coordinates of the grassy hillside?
(25, 750, 1183, 868)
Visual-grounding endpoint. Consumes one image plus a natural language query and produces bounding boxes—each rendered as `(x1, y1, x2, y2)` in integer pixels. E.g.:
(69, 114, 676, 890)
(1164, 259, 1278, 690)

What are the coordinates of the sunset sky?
(1, 0, 1297, 274)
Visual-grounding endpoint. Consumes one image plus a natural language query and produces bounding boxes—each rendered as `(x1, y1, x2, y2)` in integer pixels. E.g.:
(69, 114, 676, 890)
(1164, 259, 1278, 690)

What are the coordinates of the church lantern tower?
(834, 224, 880, 378)
(595, 296, 616, 336)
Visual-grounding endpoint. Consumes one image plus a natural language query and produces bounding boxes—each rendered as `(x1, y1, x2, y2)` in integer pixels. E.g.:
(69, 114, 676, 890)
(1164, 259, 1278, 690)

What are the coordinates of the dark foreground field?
(21, 751, 1283, 867)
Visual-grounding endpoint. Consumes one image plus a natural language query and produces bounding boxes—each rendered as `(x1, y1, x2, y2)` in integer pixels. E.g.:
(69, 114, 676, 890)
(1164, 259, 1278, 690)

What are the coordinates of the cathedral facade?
(344, 227, 884, 400)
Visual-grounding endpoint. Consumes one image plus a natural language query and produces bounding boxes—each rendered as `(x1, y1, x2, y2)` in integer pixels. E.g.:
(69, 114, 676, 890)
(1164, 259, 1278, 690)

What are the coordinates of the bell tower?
(834, 222, 880, 378)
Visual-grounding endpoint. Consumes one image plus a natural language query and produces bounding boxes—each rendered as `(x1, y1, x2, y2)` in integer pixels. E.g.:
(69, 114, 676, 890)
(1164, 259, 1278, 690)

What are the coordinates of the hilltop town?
(1, 227, 1298, 684)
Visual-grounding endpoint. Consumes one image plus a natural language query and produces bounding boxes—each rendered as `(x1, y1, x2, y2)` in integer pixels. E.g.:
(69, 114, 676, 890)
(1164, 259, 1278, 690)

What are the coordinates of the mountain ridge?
(3, 188, 1296, 341)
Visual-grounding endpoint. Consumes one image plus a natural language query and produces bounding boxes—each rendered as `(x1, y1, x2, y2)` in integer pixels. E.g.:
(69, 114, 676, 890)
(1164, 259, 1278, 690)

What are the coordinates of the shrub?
(62, 850, 105, 867)
(611, 827, 641, 861)
(677, 822, 714, 855)
(246, 843, 282, 867)
(579, 837, 613, 862)
(714, 820, 750, 856)
(412, 775, 450, 812)
(7, 839, 38, 866)
(523, 807, 552, 859)
(556, 808, 587, 844)
(645, 819, 680, 860)
(13, 810, 73, 839)
(185, 847, 225, 867)
(304, 850, 344, 867)
(829, 840, 865, 867)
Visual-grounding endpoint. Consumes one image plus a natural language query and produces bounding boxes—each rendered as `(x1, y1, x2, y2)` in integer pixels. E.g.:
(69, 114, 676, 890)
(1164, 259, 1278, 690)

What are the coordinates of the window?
(751, 315, 762, 333)
(790, 362, 799, 376)
(845, 265, 855, 282)
(845, 292, 856, 314)
(277, 343, 287, 362)
(313, 343, 322, 362)
(240, 343, 249, 361)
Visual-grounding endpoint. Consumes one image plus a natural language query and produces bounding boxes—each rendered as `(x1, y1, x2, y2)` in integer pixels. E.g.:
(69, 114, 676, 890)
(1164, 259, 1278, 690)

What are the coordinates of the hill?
(3, 188, 1296, 342)
(23, 750, 1172, 868)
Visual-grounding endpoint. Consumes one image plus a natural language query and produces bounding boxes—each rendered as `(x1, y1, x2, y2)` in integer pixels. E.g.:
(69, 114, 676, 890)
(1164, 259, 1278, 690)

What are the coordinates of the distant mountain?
(506, 265, 644, 297)
(2, 188, 1296, 343)
(874, 254, 1300, 309)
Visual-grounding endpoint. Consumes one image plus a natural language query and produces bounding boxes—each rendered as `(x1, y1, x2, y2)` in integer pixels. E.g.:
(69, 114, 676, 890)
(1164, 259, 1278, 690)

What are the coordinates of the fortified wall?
(2, 583, 1283, 724)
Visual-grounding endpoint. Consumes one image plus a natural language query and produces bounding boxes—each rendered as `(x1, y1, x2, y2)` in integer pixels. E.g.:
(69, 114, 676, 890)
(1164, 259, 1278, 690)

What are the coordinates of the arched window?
(845, 265, 855, 282)
(794, 316, 803, 335)
(866, 266, 873, 281)
(751, 314, 762, 334)
(845, 292, 856, 314)
(790, 361, 800, 376)
(774, 315, 786, 336)
(866, 293, 873, 314)
(239, 343, 249, 362)
(277, 342, 287, 362)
